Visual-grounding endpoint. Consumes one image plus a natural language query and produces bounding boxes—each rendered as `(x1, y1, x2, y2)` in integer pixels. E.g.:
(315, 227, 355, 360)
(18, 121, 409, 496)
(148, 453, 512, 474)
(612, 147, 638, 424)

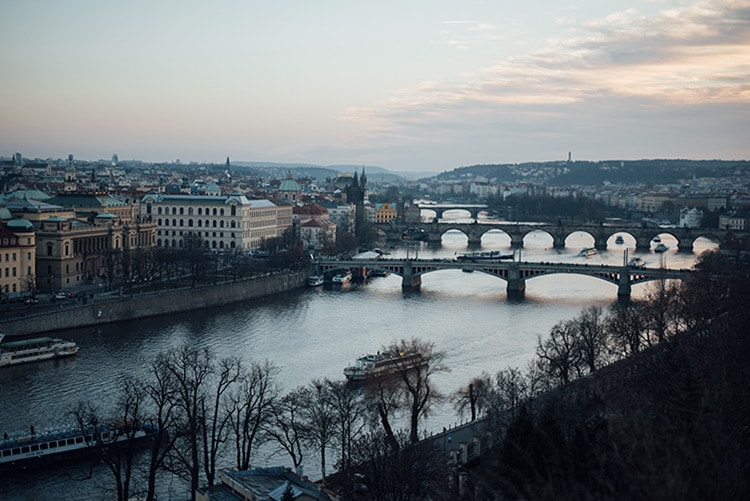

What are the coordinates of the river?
(0, 229, 715, 500)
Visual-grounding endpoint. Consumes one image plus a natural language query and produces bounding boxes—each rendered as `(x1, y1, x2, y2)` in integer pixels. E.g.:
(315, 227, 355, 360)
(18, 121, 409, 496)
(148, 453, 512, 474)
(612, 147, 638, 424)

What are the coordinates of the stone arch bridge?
(376, 222, 738, 251)
(316, 258, 693, 299)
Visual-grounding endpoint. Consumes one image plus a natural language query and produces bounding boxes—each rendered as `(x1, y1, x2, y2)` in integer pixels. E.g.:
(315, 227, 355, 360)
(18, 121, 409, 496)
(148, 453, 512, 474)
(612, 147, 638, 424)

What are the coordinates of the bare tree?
(301, 379, 337, 483)
(452, 374, 492, 422)
(606, 302, 648, 357)
(142, 353, 181, 501)
(201, 356, 242, 486)
(382, 338, 448, 443)
(265, 387, 308, 475)
(364, 369, 403, 452)
(71, 376, 148, 501)
(327, 380, 368, 473)
(229, 359, 279, 470)
(536, 320, 582, 386)
(347, 429, 448, 501)
(164, 346, 213, 501)
(576, 306, 608, 373)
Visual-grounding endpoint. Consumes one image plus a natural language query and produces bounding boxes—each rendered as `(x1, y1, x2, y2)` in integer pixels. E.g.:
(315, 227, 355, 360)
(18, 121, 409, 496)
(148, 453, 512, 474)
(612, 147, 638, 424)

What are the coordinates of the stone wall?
(0, 270, 308, 337)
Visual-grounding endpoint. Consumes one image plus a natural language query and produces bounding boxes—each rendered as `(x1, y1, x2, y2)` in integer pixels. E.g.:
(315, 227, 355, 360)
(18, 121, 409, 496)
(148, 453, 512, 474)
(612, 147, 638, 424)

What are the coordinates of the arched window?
(230, 221, 236, 228)
(188, 207, 193, 215)
(213, 208, 217, 216)
(47, 243, 53, 256)
(179, 219, 184, 227)
(198, 220, 202, 227)
(172, 219, 177, 226)
(179, 207, 184, 215)
(64, 243, 70, 256)
(220, 208, 225, 216)
(157, 207, 163, 215)
(213, 220, 217, 228)
(165, 219, 169, 227)
(188, 219, 194, 227)
(220, 220, 225, 228)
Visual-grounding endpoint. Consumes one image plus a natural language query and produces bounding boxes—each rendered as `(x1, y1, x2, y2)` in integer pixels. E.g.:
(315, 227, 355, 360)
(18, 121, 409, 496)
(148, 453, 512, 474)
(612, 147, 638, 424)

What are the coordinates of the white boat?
(579, 247, 597, 257)
(343, 351, 427, 381)
(654, 243, 669, 253)
(307, 275, 324, 287)
(628, 257, 645, 268)
(0, 334, 78, 367)
(331, 270, 352, 285)
(0, 420, 156, 471)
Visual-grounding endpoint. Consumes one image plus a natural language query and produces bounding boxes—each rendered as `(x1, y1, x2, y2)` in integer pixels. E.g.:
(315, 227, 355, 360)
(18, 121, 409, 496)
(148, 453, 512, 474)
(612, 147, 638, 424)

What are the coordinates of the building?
(373, 202, 397, 223)
(719, 211, 750, 231)
(141, 194, 292, 252)
(679, 207, 703, 228)
(0, 219, 36, 299)
(6, 191, 157, 291)
(196, 466, 332, 501)
(294, 203, 336, 251)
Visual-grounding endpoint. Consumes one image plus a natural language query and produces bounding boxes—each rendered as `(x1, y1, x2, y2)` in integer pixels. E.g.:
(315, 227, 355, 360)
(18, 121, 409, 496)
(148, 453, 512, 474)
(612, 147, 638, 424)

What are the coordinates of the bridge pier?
(617, 269, 631, 299)
(506, 264, 526, 298)
(401, 261, 422, 291)
(510, 234, 524, 249)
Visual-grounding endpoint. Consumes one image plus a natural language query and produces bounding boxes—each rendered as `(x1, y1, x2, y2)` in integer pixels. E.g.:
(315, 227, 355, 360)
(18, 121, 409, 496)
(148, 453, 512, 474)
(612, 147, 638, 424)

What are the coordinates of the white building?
(141, 194, 292, 252)
(679, 207, 703, 228)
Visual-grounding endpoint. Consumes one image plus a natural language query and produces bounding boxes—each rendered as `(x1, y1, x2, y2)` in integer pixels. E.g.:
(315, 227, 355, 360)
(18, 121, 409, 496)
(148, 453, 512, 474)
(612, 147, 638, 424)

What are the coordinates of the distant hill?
(437, 159, 750, 186)
(231, 161, 406, 184)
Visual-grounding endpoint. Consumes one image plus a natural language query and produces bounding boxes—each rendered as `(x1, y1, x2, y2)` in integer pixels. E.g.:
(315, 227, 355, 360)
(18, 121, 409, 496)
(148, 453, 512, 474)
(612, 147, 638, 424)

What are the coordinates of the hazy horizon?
(2, 1, 748, 173)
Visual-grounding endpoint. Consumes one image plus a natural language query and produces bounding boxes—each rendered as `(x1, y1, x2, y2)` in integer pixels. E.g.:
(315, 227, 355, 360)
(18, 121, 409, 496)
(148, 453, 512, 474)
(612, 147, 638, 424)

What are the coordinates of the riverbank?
(0, 269, 309, 337)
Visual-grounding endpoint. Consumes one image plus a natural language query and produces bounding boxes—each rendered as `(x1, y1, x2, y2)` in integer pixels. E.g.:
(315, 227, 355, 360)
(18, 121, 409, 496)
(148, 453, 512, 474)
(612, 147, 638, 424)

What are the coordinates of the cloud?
(341, 0, 750, 152)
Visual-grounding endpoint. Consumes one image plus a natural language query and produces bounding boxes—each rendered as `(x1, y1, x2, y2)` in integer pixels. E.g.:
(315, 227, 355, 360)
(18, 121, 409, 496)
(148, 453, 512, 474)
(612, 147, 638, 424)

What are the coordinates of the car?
(23, 296, 39, 304)
(53, 291, 69, 300)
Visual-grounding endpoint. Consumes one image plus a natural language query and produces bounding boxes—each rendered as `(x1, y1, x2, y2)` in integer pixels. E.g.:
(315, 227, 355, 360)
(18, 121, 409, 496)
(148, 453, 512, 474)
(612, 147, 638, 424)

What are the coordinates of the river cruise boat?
(654, 243, 669, 253)
(307, 275, 324, 287)
(456, 251, 513, 261)
(614, 235, 624, 245)
(0, 334, 78, 367)
(344, 351, 427, 381)
(0, 420, 156, 471)
(331, 270, 352, 285)
(579, 247, 597, 257)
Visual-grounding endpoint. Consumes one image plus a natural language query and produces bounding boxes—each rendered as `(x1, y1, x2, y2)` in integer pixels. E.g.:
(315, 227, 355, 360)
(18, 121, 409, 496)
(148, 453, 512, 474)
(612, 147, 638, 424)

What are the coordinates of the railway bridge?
(315, 258, 693, 300)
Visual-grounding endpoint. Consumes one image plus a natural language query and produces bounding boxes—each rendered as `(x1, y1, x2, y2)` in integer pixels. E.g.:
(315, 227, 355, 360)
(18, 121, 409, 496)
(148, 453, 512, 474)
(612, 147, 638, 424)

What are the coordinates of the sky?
(1, 0, 749, 173)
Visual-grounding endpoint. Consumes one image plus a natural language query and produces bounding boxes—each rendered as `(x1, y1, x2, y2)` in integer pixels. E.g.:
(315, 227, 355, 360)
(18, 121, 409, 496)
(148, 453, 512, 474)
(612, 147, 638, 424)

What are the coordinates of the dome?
(6, 217, 33, 230)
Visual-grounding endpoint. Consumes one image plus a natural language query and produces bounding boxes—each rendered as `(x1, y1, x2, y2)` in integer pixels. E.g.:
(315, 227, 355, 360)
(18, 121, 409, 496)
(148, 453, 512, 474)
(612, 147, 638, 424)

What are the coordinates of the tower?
(346, 168, 367, 239)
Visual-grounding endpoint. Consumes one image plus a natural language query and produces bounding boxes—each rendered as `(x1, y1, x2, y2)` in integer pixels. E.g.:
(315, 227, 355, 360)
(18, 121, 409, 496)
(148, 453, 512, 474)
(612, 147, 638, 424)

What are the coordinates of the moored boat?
(654, 243, 669, 253)
(331, 270, 352, 285)
(615, 235, 624, 245)
(579, 247, 597, 257)
(307, 275, 324, 287)
(343, 351, 427, 381)
(0, 420, 156, 471)
(0, 334, 78, 368)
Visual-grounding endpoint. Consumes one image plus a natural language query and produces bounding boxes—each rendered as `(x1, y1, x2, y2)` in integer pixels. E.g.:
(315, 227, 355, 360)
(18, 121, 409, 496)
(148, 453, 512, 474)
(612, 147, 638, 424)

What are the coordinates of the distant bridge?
(375, 221, 740, 251)
(315, 258, 693, 299)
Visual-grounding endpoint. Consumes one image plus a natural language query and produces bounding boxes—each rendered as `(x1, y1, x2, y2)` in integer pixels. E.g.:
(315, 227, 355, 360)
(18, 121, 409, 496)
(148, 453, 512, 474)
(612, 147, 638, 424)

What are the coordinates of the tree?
(347, 429, 448, 501)
(265, 387, 308, 474)
(452, 374, 492, 422)
(381, 338, 448, 443)
(301, 380, 336, 483)
(327, 380, 367, 473)
(201, 356, 242, 487)
(71, 376, 148, 501)
(163, 346, 214, 501)
(575, 306, 608, 373)
(536, 320, 581, 386)
(142, 353, 181, 501)
(229, 359, 279, 471)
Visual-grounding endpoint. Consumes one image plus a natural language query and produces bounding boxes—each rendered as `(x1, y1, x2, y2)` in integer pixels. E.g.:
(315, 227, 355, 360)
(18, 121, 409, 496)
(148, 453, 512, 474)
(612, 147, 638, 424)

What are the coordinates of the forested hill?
(438, 159, 750, 186)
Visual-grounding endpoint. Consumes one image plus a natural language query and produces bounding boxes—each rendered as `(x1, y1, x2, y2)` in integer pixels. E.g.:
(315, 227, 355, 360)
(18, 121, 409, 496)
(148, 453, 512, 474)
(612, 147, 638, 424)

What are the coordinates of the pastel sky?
(1, 0, 748, 173)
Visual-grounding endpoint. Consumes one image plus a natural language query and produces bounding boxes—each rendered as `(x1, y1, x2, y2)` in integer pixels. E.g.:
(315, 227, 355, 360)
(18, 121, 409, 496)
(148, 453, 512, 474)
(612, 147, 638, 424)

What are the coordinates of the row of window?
(159, 219, 237, 228)
(3, 252, 17, 262)
(153, 206, 236, 217)
(158, 239, 237, 249)
(1, 238, 18, 246)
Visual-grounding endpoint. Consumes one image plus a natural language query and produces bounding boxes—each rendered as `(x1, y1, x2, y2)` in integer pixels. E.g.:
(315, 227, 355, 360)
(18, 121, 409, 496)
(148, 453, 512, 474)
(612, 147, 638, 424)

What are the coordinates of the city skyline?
(2, 0, 749, 173)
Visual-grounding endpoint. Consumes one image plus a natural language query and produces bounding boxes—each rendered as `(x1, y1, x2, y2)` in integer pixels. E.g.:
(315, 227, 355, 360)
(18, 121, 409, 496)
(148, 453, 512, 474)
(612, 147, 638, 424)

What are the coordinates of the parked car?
(23, 296, 39, 304)
(53, 291, 69, 300)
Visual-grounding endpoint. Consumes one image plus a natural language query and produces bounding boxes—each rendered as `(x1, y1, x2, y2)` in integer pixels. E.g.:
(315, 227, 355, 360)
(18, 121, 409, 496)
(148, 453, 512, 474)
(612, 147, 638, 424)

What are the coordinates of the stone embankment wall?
(0, 270, 308, 337)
